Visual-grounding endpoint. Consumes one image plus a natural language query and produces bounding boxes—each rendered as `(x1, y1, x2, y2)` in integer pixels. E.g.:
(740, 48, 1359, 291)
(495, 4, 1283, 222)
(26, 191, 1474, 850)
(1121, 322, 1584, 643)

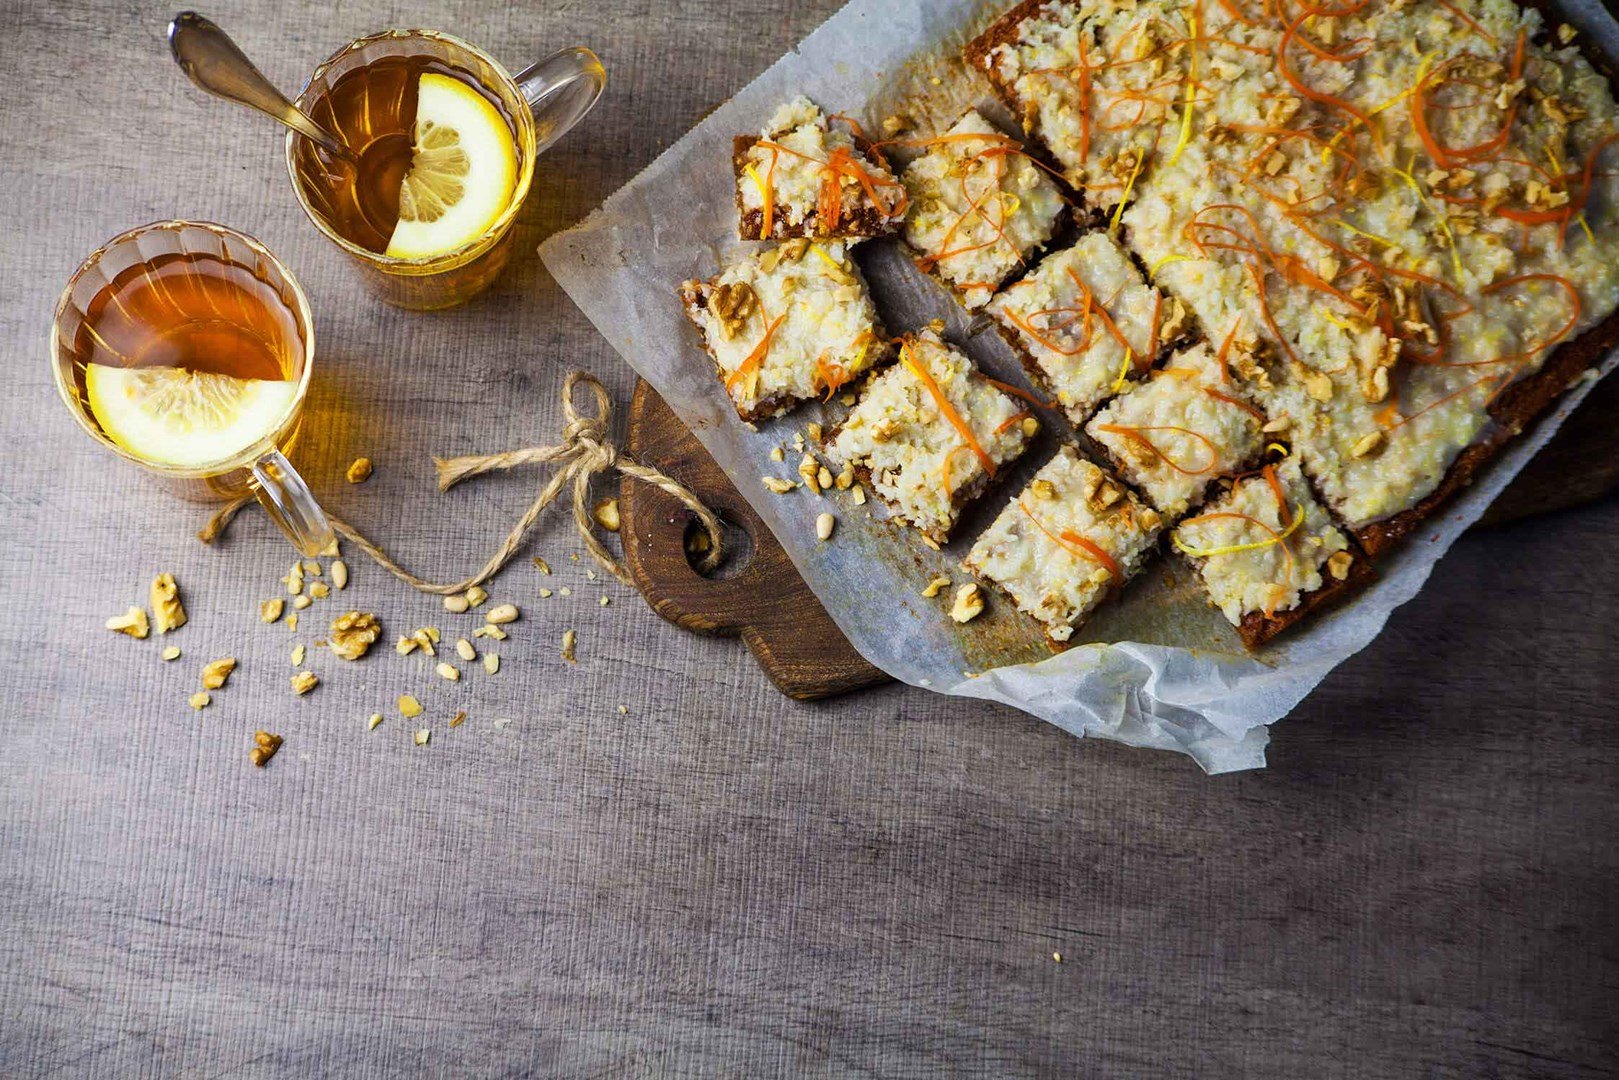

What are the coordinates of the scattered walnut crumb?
(106, 607, 149, 639)
(260, 598, 285, 624)
(561, 629, 577, 664)
(1031, 479, 1057, 501)
(189, 691, 211, 710)
(1326, 550, 1355, 581)
(291, 644, 306, 666)
(950, 583, 986, 624)
(201, 657, 237, 690)
(150, 574, 186, 634)
(465, 586, 488, 608)
(921, 576, 952, 599)
(593, 498, 621, 533)
(436, 662, 460, 681)
(292, 594, 312, 611)
(533, 557, 552, 575)
(161, 646, 182, 662)
(398, 695, 424, 718)
(539, 588, 553, 599)
(330, 611, 381, 660)
(413, 729, 431, 746)
(367, 713, 384, 731)
(290, 671, 319, 695)
(799, 454, 823, 494)
(1261, 415, 1291, 434)
(283, 563, 303, 595)
(250, 731, 283, 767)
(474, 625, 508, 641)
(851, 485, 867, 506)
(1020, 417, 1040, 438)
(882, 113, 910, 135)
(308, 581, 331, 600)
(483, 652, 500, 675)
(450, 710, 467, 728)
(303, 560, 322, 577)
(559, 587, 572, 597)
(346, 457, 374, 484)
(762, 477, 798, 494)
(486, 603, 520, 625)
(286, 613, 299, 633)
(396, 637, 419, 656)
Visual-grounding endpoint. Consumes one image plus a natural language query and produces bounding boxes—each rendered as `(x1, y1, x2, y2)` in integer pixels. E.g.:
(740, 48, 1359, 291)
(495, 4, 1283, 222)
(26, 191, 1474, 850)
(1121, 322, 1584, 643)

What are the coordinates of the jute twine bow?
(199, 371, 723, 593)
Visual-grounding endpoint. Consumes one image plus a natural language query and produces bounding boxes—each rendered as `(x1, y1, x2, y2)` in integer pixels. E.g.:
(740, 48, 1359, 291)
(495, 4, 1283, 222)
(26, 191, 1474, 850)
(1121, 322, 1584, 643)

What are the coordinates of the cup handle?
(514, 46, 606, 155)
(252, 449, 335, 557)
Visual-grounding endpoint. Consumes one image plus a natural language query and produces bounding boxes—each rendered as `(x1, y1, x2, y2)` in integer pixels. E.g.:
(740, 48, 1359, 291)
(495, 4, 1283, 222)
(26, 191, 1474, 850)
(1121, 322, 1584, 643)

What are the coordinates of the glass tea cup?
(286, 30, 605, 310)
(50, 221, 335, 557)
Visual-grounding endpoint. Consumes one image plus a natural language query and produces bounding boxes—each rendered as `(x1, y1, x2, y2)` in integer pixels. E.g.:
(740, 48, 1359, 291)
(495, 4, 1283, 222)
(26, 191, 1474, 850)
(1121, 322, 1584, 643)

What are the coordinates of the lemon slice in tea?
(84, 364, 297, 468)
(385, 74, 518, 260)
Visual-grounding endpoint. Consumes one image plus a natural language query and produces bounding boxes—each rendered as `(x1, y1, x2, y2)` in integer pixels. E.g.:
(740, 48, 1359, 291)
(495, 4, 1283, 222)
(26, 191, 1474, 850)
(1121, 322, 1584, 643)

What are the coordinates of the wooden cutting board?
(618, 375, 1619, 701)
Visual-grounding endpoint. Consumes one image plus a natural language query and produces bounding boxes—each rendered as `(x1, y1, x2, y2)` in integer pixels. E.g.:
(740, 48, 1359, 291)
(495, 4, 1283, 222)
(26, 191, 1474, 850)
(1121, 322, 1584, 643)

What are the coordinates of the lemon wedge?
(84, 364, 296, 468)
(385, 73, 518, 259)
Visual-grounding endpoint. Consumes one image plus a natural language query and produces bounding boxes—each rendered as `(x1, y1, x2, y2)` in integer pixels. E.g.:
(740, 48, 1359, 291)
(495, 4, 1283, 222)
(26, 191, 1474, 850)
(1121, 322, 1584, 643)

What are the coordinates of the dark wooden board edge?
(618, 380, 891, 702)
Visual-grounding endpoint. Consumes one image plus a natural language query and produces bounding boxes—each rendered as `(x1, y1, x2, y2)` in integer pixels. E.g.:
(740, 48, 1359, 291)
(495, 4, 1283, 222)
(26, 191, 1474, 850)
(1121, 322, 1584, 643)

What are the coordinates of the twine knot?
(200, 371, 723, 594)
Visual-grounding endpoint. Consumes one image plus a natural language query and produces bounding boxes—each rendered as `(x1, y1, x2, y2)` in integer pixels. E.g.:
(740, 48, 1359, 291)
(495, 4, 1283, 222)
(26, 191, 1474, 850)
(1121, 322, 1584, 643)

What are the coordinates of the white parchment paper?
(541, 0, 1619, 772)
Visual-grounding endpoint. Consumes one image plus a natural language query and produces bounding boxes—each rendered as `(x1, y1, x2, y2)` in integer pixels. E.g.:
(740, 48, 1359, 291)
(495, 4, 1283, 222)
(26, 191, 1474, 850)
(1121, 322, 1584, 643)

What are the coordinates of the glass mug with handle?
(286, 31, 605, 309)
(51, 221, 335, 557)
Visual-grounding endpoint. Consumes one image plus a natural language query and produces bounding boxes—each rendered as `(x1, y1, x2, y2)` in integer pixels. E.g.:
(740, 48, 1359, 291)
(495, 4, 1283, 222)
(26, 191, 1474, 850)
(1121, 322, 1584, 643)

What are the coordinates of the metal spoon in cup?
(167, 11, 358, 165)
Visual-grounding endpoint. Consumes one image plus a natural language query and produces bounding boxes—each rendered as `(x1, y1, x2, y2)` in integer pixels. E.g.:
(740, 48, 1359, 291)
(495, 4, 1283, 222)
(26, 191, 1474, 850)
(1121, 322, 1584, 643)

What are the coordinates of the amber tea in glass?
(51, 222, 334, 556)
(286, 31, 605, 310)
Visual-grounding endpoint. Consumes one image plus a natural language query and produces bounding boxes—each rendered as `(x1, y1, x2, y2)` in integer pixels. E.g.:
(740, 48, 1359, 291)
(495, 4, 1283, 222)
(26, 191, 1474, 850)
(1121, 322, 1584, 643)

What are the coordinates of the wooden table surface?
(2, 1, 1616, 1075)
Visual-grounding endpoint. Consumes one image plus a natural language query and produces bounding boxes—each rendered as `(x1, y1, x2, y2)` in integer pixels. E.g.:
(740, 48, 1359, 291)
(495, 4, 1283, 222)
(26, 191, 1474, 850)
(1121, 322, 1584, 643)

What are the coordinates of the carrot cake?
(1085, 340, 1265, 517)
(735, 97, 907, 242)
(973, 0, 1619, 554)
(899, 109, 1067, 309)
(826, 329, 1036, 543)
(986, 231, 1176, 425)
(680, 239, 891, 421)
(964, 445, 1164, 643)
(1171, 458, 1366, 647)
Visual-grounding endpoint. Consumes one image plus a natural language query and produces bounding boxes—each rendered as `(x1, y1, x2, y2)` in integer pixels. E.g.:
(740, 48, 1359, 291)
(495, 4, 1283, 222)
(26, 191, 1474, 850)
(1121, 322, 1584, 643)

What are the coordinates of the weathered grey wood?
(0, 1, 1616, 1077)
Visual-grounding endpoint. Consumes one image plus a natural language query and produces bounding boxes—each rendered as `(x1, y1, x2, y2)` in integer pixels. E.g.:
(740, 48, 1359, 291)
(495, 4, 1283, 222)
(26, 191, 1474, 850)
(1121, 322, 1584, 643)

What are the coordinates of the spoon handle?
(168, 12, 356, 164)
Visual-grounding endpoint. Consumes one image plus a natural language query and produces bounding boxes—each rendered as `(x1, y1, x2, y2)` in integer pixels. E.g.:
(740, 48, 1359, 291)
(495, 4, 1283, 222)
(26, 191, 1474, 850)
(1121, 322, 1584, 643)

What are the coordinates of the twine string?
(199, 370, 723, 593)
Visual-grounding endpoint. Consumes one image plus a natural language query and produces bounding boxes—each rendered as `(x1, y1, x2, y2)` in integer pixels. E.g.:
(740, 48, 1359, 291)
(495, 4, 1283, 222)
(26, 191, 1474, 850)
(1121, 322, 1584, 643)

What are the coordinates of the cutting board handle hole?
(684, 512, 756, 581)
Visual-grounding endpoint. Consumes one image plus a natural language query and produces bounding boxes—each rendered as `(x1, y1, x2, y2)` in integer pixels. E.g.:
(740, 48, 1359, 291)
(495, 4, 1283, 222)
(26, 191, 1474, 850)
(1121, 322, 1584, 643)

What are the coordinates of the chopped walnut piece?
(292, 594, 312, 611)
(282, 563, 304, 595)
(161, 646, 182, 662)
(950, 583, 985, 624)
(413, 729, 431, 746)
(763, 477, 798, 494)
(249, 731, 283, 767)
(398, 695, 424, 718)
(330, 611, 381, 660)
(436, 662, 461, 682)
(483, 652, 500, 675)
(1351, 431, 1385, 458)
(921, 576, 951, 599)
(260, 598, 285, 624)
(561, 629, 577, 664)
(149, 574, 186, 633)
(1326, 550, 1355, 581)
(709, 281, 758, 340)
(308, 581, 331, 600)
(290, 671, 318, 695)
(189, 691, 211, 711)
(201, 658, 237, 691)
(105, 607, 149, 639)
(465, 586, 489, 608)
(346, 457, 374, 484)
(593, 498, 621, 533)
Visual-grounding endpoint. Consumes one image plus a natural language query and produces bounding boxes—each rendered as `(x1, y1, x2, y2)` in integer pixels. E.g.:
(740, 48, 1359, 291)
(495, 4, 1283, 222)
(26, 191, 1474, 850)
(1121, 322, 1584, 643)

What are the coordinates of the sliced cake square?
(827, 329, 1036, 543)
(964, 445, 1163, 644)
(966, 0, 1172, 213)
(680, 240, 892, 422)
(899, 109, 1066, 310)
(1085, 341, 1266, 518)
(1171, 457, 1368, 648)
(986, 232, 1176, 425)
(735, 97, 907, 242)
